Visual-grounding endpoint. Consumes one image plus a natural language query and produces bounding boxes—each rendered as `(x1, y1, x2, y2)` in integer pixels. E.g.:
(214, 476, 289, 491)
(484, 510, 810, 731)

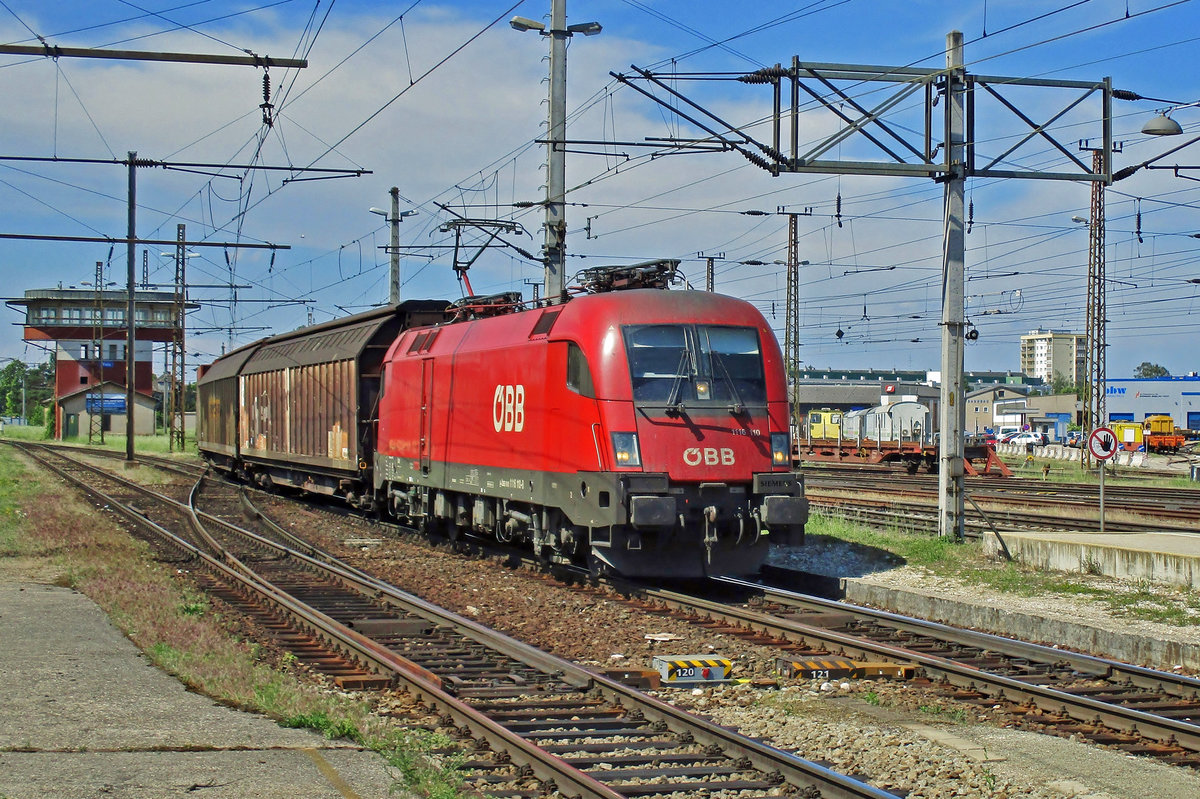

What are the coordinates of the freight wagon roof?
(196, 343, 258, 385)
(199, 300, 450, 381)
(243, 314, 394, 374)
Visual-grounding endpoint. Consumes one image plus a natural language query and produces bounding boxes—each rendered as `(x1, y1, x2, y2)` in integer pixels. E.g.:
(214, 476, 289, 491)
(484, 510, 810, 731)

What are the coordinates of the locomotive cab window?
(623, 324, 766, 406)
(566, 342, 595, 397)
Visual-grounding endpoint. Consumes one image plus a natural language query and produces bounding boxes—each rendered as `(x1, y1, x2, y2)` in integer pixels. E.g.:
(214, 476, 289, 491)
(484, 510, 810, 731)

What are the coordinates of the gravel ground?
(250, 498, 1200, 799)
(60, 457, 1200, 799)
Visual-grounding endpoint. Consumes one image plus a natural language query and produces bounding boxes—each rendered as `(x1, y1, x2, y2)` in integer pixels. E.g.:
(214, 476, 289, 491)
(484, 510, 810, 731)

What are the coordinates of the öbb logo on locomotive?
(683, 447, 735, 466)
(492, 384, 525, 432)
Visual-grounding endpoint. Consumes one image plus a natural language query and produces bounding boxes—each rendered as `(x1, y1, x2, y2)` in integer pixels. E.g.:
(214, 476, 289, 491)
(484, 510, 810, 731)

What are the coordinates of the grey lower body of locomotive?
(377, 453, 807, 578)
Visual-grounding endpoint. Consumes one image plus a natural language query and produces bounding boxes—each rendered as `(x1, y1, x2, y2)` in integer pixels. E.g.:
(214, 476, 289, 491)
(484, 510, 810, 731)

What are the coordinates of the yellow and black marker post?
(651, 655, 733, 684)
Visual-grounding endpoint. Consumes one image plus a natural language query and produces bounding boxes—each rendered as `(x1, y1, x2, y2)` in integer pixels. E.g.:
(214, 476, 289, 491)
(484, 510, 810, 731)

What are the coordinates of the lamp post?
(370, 187, 417, 305)
(511, 1, 601, 304)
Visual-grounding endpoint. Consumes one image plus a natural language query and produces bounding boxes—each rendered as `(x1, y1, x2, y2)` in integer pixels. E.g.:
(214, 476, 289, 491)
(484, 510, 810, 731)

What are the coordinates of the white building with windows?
(1019, 329, 1085, 383)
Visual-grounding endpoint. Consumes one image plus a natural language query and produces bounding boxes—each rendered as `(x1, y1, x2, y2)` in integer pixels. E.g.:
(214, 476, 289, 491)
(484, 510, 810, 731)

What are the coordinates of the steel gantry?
(612, 32, 1114, 540)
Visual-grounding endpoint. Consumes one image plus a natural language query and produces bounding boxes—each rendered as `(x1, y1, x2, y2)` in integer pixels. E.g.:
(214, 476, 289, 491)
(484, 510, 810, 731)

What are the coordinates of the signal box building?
(7, 287, 190, 438)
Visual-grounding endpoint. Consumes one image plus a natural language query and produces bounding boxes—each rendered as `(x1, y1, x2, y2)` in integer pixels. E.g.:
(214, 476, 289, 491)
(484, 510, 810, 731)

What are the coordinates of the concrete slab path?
(0, 581, 404, 799)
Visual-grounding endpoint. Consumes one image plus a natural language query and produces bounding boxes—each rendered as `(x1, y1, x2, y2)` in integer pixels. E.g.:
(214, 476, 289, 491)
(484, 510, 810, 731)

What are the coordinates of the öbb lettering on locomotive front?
(492, 384, 525, 432)
(683, 447, 735, 466)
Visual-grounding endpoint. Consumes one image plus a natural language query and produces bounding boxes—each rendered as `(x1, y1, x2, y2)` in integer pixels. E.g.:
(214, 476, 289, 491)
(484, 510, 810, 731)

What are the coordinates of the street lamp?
(1141, 99, 1199, 135)
(1113, 99, 1198, 181)
(1142, 113, 1183, 136)
(511, 1, 601, 304)
(369, 186, 417, 305)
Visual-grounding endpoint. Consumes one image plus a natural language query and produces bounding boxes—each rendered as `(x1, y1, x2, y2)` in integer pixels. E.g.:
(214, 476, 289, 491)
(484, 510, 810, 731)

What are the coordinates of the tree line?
(0, 357, 54, 425)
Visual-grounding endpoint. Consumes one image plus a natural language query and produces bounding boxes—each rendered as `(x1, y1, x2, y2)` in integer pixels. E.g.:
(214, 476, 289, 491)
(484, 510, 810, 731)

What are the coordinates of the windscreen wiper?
(664, 349, 691, 416)
(711, 352, 746, 416)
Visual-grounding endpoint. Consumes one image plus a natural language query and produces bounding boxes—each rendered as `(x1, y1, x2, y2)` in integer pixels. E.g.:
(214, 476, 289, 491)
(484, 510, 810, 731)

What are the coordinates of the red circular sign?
(1088, 427, 1118, 461)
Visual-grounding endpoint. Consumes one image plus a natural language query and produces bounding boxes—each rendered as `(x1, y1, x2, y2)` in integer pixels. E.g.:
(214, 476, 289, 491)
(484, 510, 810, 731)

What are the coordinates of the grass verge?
(0, 446, 468, 797)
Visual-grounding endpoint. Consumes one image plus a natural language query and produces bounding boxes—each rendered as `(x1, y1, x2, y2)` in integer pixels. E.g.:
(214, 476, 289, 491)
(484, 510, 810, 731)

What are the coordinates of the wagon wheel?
(445, 518, 466, 550)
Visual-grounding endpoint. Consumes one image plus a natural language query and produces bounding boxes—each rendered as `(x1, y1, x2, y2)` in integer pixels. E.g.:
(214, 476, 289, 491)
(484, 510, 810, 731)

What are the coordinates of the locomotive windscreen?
(624, 324, 766, 405)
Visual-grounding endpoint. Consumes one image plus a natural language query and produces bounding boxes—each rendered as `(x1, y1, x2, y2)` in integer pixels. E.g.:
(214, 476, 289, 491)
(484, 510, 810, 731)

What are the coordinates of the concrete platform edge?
(841, 579, 1200, 672)
(982, 531, 1199, 589)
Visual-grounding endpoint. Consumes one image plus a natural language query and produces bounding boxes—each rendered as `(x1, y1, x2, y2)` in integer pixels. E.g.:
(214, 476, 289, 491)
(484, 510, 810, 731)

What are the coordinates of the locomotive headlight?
(611, 432, 642, 467)
(771, 432, 791, 466)
(695, 379, 711, 400)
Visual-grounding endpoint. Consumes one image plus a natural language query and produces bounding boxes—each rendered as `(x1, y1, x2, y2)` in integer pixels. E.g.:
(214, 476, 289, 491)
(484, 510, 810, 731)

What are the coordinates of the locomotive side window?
(623, 324, 765, 406)
(566, 342, 595, 397)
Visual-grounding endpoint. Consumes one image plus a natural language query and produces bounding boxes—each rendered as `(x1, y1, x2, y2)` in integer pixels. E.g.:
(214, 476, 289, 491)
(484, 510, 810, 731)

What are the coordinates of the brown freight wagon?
(196, 301, 448, 507)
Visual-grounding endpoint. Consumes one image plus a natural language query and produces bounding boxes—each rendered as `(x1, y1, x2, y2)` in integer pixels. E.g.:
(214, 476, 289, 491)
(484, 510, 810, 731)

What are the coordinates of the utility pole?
(783, 213, 801, 431)
(699, 252, 724, 291)
(370, 187, 414, 304)
(126, 151, 137, 463)
(89, 260, 105, 444)
(937, 32, 967, 541)
(544, 0, 569, 304)
(169, 224, 187, 452)
(511, 1, 600, 304)
(388, 187, 401, 304)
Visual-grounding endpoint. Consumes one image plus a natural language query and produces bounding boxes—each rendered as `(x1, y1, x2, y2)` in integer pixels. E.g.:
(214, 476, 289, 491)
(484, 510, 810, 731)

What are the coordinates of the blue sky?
(0, 0, 1197, 380)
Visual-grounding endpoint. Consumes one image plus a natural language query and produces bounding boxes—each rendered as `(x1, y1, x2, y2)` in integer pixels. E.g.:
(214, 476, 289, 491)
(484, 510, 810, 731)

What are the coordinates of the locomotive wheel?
(585, 551, 609, 582)
(418, 513, 445, 538)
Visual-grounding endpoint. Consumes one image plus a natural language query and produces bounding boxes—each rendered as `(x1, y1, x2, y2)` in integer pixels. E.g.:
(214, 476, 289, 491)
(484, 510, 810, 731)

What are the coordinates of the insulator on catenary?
(261, 71, 273, 127)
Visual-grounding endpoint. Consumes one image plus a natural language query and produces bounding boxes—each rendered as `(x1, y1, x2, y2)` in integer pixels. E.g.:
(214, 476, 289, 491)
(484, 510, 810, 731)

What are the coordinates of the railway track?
(23, 440, 208, 479)
(804, 467, 1200, 535)
(597, 568, 1200, 769)
(185, 450, 1200, 772)
(14, 441, 900, 799)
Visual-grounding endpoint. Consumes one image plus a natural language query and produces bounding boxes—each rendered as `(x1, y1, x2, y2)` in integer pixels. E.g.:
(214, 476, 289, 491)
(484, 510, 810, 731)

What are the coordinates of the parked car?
(1008, 431, 1047, 446)
(1064, 430, 1084, 448)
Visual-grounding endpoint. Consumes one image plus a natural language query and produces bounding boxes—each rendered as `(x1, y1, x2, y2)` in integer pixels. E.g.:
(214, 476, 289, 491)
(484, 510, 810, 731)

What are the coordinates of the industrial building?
(1104, 376, 1200, 431)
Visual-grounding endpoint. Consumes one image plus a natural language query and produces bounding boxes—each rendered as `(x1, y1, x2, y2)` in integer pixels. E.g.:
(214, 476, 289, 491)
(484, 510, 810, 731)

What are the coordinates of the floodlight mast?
(511, 0, 600, 305)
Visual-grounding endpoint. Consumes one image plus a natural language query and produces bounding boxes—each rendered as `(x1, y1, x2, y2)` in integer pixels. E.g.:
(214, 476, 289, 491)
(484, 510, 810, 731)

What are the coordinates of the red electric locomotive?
(375, 261, 807, 577)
